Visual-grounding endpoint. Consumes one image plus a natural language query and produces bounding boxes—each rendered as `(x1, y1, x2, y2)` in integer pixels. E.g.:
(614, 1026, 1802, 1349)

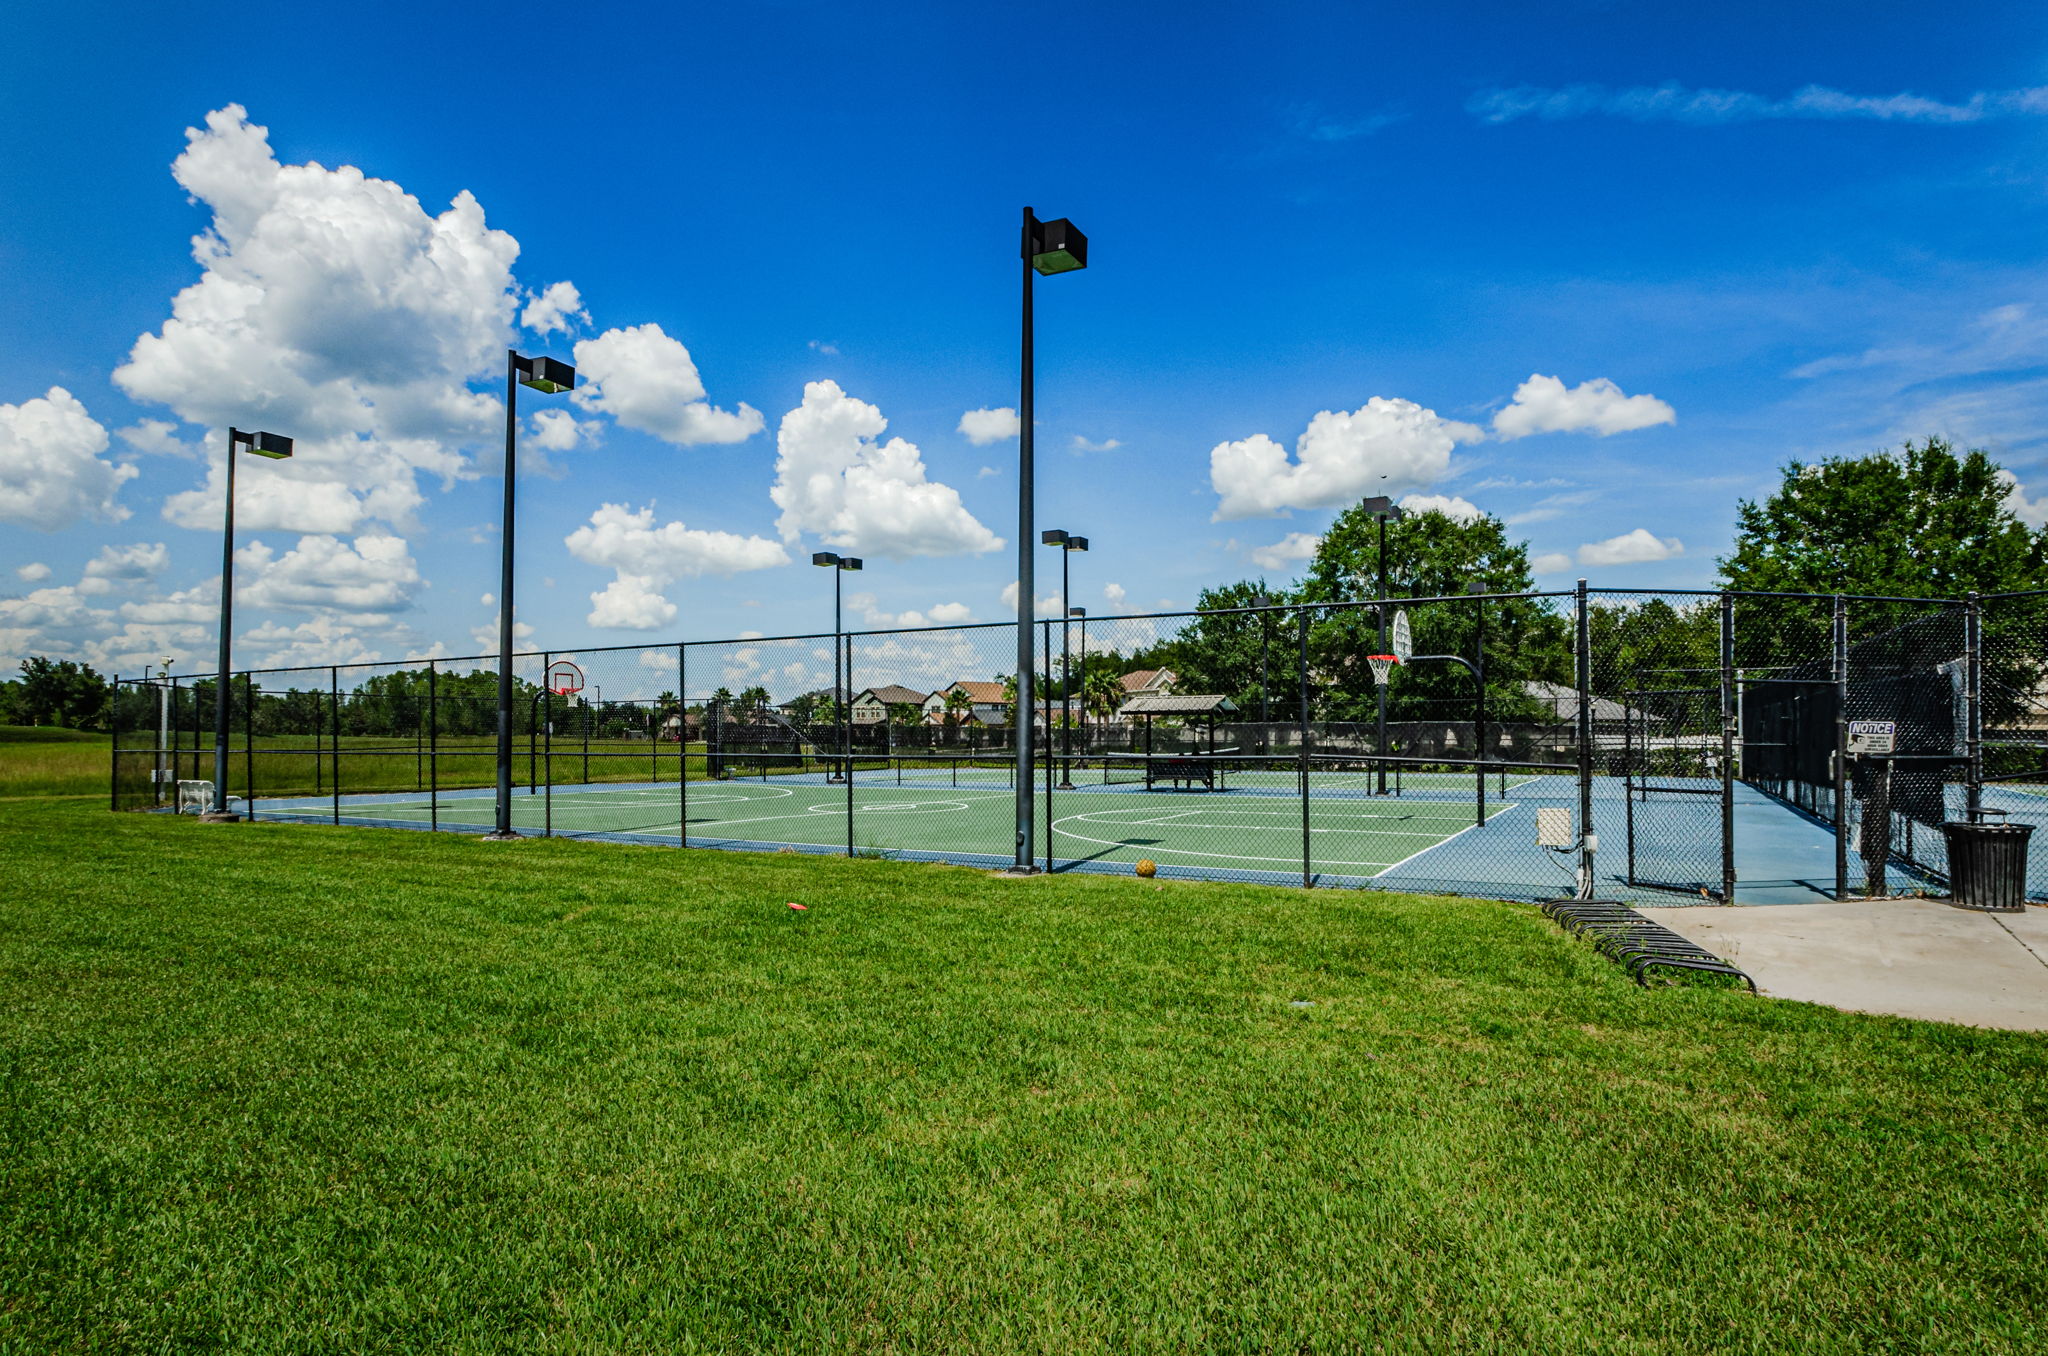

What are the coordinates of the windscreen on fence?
(113, 587, 2048, 906)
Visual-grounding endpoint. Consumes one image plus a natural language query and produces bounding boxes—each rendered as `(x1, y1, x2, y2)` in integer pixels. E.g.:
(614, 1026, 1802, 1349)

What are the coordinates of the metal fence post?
(329, 665, 340, 826)
(1966, 591, 1983, 823)
(1299, 608, 1312, 888)
(1833, 595, 1849, 900)
(109, 673, 120, 812)
(1042, 618, 1055, 872)
(428, 661, 438, 833)
(243, 675, 255, 821)
(846, 633, 856, 859)
(1720, 591, 1737, 904)
(1576, 579, 1594, 897)
(531, 651, 548, 796)
(688, 639, 696, 852)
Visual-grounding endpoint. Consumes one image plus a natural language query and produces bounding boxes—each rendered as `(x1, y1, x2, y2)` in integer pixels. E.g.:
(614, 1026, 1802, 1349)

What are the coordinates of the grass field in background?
(3, 797, 2044, 1352)
(0, 724, 110, 798)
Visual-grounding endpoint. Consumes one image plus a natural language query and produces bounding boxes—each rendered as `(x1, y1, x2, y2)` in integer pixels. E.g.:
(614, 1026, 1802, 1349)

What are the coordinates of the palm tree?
(942, 686, 973, 729)
(1085, 668, 1123, 724)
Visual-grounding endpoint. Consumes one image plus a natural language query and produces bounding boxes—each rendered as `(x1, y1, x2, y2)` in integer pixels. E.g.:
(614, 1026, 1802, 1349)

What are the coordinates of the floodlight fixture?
(813, 551, 839, 567)
(514, 353, 577, 394)
(1069, 606, 1085, 617)
(231, 428, 294, 459)
(1361, 495, 1402, 520)
(1029, 217, 1088, 276)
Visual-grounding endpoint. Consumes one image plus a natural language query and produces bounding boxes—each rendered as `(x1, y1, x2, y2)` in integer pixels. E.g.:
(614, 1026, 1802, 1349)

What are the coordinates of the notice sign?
(1847, 720, 1897, 755)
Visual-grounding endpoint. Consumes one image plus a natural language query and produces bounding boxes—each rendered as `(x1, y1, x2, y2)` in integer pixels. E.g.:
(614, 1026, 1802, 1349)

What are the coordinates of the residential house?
(850, 685, 930, 725)
(924, 680, 1010, 726)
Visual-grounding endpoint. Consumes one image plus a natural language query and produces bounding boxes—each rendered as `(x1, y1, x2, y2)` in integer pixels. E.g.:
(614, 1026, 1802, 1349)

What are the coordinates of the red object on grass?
(787, 902, 808, 911)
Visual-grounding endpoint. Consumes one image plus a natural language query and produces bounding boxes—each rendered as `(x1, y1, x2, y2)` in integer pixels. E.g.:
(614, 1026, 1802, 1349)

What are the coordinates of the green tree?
(1294, 504, 1570, 722)
(1719, 438, 2048, 599)
(15, 657, 112, 729)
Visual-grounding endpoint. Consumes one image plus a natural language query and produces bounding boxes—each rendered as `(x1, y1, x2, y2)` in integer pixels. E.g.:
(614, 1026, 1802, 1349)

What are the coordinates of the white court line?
(1372, 799, 1526, 877)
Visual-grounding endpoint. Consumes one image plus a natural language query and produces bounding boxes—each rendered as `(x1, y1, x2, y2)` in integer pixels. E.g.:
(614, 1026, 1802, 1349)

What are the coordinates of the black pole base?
(1057, 781, 1075, 790)
(1002, 864, 1042, 876)
(196, 810, 243, 824)
(482, 829, 524, 842)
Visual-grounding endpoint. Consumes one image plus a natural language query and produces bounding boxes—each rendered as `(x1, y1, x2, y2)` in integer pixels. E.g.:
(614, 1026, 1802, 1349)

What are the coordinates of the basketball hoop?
(1367, 654, 1400, 686)
(546, 659, 584, 697)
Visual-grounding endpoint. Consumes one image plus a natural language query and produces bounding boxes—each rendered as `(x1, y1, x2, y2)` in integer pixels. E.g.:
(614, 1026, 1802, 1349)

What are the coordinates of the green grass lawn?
(2, 798, 2044, 1352)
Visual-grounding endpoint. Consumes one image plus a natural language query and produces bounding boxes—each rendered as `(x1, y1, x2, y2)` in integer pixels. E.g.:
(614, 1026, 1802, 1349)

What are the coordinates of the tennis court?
(251, 761, 1555, 890)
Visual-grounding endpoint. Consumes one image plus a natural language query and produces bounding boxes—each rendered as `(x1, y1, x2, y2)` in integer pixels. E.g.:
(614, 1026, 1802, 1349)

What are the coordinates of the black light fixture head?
(1069, 606, 1086, 618)
(1065, 535, 1088, 553)
(1468, 581, 1487, 595)
(1360, 494, 1401, 520)
(230, 427, 294, 459)
(1029, 217, 1087, 276)
(812, 551, 841, 567)
(839, 557, 863, 572)
(1041, 529, 1067, 546)
(517, 353, 577, 394)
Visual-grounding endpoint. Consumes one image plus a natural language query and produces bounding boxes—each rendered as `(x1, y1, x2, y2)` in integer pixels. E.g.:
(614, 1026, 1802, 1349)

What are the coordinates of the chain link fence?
(111, 586, 2048, 905)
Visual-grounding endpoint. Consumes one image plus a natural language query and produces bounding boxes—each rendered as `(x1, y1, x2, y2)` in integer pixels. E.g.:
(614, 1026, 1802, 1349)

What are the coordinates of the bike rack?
(1539, 899, 1757, 991)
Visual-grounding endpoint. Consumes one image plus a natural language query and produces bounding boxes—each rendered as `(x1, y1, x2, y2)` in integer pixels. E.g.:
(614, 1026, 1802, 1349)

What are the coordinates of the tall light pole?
(487, 349, 575, 841)
(1042, 529, 1088, 787)
(1014, 207, 1088, 871)
(813, 551, 862, 782)
(1360, 496, 1403, 795)
(200, 426, 293, 823)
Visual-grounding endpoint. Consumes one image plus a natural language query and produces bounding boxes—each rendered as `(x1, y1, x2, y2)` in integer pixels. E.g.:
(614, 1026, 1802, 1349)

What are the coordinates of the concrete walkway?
(1660, 900, 2048, 1031)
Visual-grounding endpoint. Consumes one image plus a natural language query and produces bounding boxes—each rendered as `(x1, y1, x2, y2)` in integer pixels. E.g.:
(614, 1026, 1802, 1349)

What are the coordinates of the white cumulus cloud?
(0, 387, 134, 531)
(571, 323, 762, 446)
(16, 563, 52, 582)
(773, 381, 1002, 559)
(958, 407, 1020, 446)
(118, 419, 200, 458)
(114, 105, 515, 537)
(235, 533, 423, 614)
(1210, 397, 1483, 520)
(521, 281, 587, 335)
(243, 616, 388, 668)
(1531, 551, 1573, 575)
(84, 542, 171, 583)
(1998, 470, 2048, 528)
(1000, 580, 1065, 618)
(1398, 493, 1485, 522)
(564, 502, 788, 631)
(1250, 532, 1323, 571)
(1492, 375, 1676, 441)
(1577, 529, 1684, 567)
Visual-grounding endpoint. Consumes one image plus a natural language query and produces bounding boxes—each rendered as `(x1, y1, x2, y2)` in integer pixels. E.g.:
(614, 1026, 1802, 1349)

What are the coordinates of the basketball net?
(1367, 654, 1400, 686)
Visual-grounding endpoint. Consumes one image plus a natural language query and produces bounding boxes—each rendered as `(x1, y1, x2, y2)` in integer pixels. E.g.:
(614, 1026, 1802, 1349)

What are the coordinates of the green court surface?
(254, 766, 1543, 888)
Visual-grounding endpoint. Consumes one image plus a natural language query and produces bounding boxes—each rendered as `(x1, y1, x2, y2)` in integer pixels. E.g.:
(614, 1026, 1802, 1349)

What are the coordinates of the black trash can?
(1941, 820, 2034, 913)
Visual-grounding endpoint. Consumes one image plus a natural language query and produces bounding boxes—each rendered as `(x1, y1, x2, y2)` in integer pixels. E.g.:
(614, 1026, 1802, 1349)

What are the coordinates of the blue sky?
(5, 1, 2048, 680)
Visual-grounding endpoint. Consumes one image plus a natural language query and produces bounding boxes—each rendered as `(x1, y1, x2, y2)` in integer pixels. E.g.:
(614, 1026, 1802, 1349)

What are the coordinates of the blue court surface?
(234, 760, 1963, 906)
